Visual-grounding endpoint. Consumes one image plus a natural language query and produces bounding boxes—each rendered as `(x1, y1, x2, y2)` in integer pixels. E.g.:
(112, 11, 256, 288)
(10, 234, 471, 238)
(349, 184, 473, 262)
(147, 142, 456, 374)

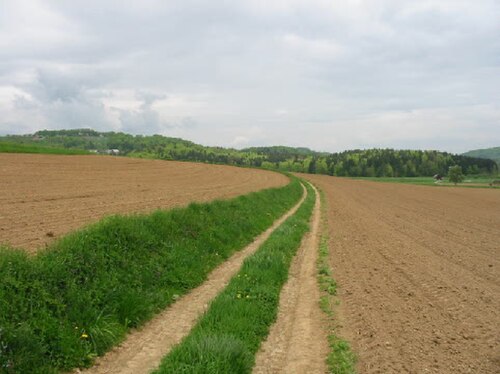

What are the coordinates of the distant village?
(89, 149, 121, 155)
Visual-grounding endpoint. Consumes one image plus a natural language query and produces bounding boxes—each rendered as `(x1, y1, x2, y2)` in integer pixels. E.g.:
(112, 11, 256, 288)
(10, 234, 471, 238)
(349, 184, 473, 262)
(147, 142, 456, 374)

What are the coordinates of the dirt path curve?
(253, 183, 328, 374)
(303, 174, 500, 374)
(77, 184, 307, 374)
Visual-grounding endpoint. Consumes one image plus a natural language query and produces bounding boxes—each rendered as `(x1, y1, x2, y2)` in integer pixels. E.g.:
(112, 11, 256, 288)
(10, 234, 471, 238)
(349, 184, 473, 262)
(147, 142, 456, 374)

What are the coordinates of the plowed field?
(0, 154, 287, 252)
(302, 174, 500, 373)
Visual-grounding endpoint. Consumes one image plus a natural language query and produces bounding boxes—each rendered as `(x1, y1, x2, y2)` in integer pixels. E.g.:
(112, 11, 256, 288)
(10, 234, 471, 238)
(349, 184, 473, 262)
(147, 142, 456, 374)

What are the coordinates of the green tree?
(365, 166, 376, 177)
(383, 163, 394, 177)
(448, 165, 464, 185)
(316, 159, 328, 174)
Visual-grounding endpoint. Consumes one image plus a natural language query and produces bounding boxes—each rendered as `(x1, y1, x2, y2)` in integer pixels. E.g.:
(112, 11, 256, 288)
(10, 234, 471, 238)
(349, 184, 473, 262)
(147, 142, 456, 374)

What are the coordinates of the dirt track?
(79, 185, 306, 374)
(254, 183, 328, 373)
(0, 154, 287, 252)
(303, 175, 500, 373)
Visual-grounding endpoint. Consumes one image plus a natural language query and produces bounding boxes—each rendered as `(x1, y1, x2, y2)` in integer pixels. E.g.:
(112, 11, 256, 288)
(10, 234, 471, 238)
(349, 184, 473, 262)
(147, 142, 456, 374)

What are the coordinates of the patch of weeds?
(320, 296, 333, 317)
(318, 235, 337, 297)
(327, 336, 357, 374)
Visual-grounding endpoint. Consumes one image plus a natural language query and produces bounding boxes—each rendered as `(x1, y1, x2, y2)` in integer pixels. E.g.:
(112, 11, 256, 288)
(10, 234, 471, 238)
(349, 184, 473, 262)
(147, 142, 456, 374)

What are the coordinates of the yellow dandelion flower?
(81, 333, 89, 339)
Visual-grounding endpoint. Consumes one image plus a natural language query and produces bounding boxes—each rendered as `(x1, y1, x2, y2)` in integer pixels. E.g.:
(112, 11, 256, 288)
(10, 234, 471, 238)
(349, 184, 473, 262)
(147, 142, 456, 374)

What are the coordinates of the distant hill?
(462, 147, 500, 165)
(1, 128, 497, 177)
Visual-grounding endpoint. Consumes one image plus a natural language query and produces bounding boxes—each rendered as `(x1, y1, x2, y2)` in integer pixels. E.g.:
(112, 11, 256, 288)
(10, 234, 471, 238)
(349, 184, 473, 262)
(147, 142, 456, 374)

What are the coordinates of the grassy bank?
(316, 189, 356, 374)
(153, 182, 315, 373)
(0, 178, 302, 373)
(350, 176, 499, 189)
(0, 141, 89, 155)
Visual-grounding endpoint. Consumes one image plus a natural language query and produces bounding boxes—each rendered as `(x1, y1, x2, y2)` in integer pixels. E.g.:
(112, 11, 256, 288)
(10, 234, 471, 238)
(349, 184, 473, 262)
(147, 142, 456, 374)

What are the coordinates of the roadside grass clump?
(0, 177, 302, 374)
(318, 236, 337, 297)
(0, 141, 89, 155)
(316, 189, 356, 374)
(154, 182, 315, 374)
(326, 335, 357, 374)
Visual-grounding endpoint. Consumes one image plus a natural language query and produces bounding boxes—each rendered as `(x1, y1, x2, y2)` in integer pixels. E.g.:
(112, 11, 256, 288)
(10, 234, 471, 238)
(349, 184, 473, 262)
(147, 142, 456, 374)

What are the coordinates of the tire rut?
(76, 184, 307, 374)
(253, 183, 328, 374)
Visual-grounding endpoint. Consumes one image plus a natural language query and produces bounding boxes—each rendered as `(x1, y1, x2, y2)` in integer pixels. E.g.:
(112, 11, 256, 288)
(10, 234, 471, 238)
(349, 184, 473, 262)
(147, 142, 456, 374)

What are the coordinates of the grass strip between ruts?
(316, 188, 356, 374)
(0, 177, 302, 374)
(153, 181, 315, 374)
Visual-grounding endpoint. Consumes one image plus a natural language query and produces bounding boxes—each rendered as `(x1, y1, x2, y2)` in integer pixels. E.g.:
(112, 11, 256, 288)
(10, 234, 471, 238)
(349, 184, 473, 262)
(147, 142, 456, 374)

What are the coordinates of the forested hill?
(1, 129, 497, 177)
(462, 147, 500, 165)
(241, 146, 325, 158)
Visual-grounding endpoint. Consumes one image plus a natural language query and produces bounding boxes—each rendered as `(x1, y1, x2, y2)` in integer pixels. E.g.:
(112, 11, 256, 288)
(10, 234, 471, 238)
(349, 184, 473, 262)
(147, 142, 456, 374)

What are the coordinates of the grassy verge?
(349, 176, 500, 189)
(0, 178, 302, 373)
(0, 141, 89, 155)
(153, 182, 315, 373)
(316, 189, 356, 374)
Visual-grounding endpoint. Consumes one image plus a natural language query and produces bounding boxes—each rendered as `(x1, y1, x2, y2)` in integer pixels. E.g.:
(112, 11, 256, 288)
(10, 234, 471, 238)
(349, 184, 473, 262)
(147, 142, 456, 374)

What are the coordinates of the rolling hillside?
(1, 129, 497, 176)
(463, 147, 500, 165)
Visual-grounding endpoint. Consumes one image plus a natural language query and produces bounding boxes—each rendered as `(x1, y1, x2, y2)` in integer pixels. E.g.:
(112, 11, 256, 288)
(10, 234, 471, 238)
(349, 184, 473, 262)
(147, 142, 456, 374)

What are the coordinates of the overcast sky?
(0, 0, 499, 153)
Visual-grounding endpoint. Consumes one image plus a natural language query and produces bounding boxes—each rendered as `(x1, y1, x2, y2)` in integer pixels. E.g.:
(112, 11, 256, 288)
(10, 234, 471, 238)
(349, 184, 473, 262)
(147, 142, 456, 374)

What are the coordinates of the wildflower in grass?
(81, 333, 89, 339)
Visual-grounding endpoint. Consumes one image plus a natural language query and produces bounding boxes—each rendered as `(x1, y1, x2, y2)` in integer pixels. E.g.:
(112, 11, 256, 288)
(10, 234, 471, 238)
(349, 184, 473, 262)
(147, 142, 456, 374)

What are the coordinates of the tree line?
(1, 129, 497, 176)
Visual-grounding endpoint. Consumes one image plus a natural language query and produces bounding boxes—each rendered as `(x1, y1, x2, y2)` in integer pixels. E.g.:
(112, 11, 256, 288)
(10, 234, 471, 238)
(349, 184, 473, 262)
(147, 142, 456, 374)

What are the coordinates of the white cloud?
(0, 0, 499, 152)
(282, 34, 344, 61)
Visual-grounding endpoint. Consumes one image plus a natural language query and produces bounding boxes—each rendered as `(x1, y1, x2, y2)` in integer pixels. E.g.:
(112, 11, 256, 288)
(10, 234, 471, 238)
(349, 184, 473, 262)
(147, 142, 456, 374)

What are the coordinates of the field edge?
(315, 185, 357, 374)
(0, 176, 301, 373)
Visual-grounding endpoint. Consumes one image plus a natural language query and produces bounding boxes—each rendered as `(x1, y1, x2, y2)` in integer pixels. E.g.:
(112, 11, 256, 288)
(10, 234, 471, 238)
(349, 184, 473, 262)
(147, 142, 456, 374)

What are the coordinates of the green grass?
(350, 176, 500, 188)
(316, 188, 356, 374)
(0, 178, 302, 373)
(153, 182, 316, 374)
(0, 141, 89, 155)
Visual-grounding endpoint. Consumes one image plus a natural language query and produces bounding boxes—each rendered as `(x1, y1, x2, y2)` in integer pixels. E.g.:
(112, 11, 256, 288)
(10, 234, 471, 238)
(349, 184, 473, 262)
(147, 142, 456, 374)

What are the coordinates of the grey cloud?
(113, 92, 197, 135)
(34, 69, 85, 103)
(15, 68, 112, 130)
(0, 0, 499, 152)
(115, 93, 165, 134)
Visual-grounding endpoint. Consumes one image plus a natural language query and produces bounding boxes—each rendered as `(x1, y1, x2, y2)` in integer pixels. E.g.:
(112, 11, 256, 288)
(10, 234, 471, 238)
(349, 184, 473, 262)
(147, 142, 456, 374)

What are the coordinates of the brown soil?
(302, 175, 500, 374)
(254, 183, 329, 374)
(0, 153, 287, 253)
(77, 185, 307, 374)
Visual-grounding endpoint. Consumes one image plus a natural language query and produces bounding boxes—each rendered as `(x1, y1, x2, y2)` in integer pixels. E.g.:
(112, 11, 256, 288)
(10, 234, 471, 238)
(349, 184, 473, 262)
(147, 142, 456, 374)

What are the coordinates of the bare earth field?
(0, 154, 287, 252)
(302, 175, 500, 373)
